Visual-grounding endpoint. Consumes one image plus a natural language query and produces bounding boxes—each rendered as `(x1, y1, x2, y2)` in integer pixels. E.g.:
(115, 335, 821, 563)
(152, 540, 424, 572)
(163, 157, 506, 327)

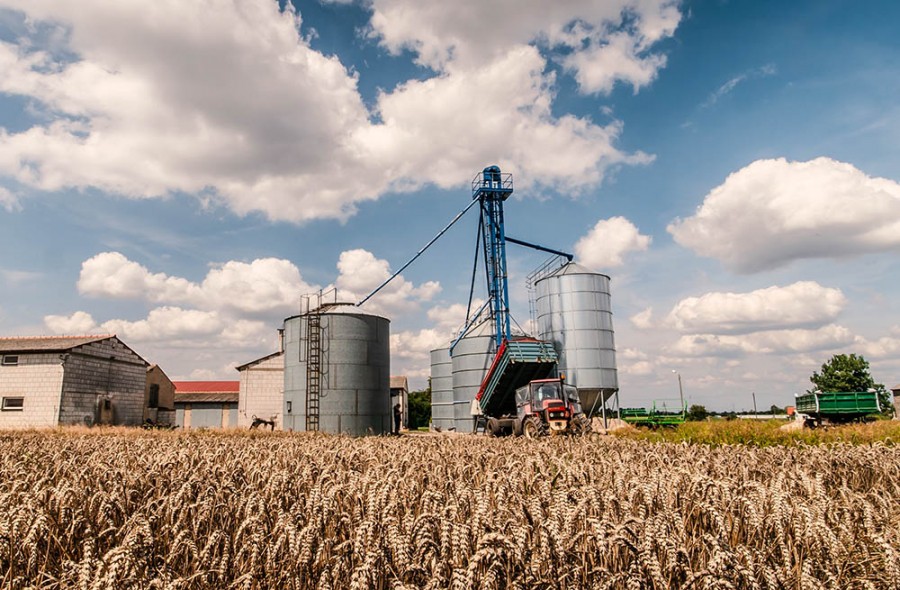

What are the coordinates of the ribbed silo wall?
(535, 263, 618, 412)
(283, 307, 391, 435)
(429, 347, 453, 431)
(451, 321, 495, 432)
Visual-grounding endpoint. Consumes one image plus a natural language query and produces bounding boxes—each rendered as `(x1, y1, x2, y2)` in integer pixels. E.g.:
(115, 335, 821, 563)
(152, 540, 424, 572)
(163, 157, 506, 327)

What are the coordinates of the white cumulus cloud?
(0, 186, 19, 211)
(59, 249, 438, 357)
(0, 0, 673, 223)
(367, 0, 681, 94)
(100, 307, 224, 342)
(78, 252, 201, 303)
(390, 300, 485, 366)
(852, 334, 900, 360)
(668, 157, 900, 273)
(336, 249, 440, 316)
(666, 281, 846, 334)
(575, 216, 651, 269)
(77, 252, 313, 317)
(668, 324, 856, 358)
(200, 259, 314, 316)
(44, 310, 98, 334)
(630, 307, 655, 329)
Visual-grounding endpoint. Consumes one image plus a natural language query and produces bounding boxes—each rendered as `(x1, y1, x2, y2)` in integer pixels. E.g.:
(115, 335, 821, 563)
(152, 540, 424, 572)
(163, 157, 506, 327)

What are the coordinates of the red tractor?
(485, 377, 591, 437)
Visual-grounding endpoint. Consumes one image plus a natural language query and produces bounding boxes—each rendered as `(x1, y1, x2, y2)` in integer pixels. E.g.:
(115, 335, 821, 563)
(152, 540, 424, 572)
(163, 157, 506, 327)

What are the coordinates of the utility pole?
(672, 370, 685, 413)
(752, 391, 757, 417)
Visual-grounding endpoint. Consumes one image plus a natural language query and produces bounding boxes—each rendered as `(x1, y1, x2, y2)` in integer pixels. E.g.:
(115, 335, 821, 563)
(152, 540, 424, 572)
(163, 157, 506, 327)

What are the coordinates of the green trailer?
(794, 390, 881, 425)
(621, 401, 686, 427)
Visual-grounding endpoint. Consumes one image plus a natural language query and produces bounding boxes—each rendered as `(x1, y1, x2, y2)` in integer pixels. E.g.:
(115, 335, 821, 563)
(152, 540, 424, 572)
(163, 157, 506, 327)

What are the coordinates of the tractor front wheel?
(522, 416, 544, 438)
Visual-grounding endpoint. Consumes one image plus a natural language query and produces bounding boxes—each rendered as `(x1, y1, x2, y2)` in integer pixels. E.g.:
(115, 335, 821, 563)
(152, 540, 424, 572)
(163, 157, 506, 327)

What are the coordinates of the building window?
(148, 384, 159, 408)
(1, 397, 24, 411)
(1, 355, 19, 366)
(286, 401, 292, 414)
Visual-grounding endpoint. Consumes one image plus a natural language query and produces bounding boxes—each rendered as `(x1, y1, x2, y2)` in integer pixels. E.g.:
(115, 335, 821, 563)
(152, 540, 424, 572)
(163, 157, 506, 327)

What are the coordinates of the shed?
(236, 351, 284, 429)
(173, 381, 239, 429)
(145, 364, 176, 425)
(0, 334, 148, 428)
(390, 375, 409, 430)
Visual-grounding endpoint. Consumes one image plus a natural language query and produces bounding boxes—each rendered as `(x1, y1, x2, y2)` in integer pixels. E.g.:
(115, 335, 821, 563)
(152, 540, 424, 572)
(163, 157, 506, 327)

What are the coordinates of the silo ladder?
(306, 313, 322, 431)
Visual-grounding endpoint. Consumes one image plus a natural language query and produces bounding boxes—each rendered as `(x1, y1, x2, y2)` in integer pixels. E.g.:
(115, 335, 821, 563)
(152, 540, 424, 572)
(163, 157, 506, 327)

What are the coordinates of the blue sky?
(1, 0, 899, 411)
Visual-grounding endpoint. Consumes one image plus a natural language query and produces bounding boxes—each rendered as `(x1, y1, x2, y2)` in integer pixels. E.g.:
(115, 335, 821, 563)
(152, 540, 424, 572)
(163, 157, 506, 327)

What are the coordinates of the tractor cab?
(515, 378, 581, 434)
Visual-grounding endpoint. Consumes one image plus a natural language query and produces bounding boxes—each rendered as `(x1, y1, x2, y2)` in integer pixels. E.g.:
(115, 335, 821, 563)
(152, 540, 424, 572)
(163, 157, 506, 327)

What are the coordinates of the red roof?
(173, 381, 240, 393)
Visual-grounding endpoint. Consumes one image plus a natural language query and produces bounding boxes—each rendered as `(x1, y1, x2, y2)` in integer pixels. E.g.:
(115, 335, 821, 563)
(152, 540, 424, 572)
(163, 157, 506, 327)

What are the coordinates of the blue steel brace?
(473, 166, 513, 347)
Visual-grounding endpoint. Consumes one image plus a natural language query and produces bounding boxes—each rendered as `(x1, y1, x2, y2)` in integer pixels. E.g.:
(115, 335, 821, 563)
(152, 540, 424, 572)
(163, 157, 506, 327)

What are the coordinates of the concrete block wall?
(144, 365, 176, 423)
(238, 353, 284, 428)
(60, 339, 148, 426)
(0, 354, 64, 429)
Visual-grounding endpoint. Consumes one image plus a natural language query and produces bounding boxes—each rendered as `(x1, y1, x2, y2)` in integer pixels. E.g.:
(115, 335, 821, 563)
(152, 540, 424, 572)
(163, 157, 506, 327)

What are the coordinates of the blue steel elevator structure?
(474, 166, 513, 348)
(358, 165, 574, 424)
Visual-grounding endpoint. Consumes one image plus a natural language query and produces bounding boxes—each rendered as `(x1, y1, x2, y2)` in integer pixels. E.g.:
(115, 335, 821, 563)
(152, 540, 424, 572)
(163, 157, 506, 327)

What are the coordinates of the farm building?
(145, 364, 175, 426)
(236, 351, 284, 429)
(173, 381, 239, 429)
(893, 384, 899, 418)
(390, 376, 409, 430)
(0, 335, 148, 428)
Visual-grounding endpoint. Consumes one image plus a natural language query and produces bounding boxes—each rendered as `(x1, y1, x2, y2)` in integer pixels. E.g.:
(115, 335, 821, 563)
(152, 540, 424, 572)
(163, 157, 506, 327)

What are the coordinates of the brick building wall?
(59, 339, 148, 426)
(238, 352, 284, 429)
(0, 353, 65, 428)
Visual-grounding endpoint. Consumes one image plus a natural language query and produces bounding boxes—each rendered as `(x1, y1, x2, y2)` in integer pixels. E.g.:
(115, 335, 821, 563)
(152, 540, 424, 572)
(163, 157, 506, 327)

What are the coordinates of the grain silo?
(429, 347, 454, 431)
(535, 262, 618, 417)
(282, 303, 391, 435)
(451, 319, 496, 432)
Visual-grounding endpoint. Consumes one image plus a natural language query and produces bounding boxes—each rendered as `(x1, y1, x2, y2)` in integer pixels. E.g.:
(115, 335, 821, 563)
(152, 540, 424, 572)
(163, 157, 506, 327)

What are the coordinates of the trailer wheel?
(522, 417, 544, 438)
(487, 417, 501, 437)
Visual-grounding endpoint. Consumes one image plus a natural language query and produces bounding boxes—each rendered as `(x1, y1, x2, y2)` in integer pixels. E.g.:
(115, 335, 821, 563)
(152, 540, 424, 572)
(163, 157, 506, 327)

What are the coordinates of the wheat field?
(1, 430, 899, 589)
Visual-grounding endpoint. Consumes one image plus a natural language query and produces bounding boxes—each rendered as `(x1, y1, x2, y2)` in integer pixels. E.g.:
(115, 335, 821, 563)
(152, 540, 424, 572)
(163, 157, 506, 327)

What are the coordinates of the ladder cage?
(305, 312, 322, 431)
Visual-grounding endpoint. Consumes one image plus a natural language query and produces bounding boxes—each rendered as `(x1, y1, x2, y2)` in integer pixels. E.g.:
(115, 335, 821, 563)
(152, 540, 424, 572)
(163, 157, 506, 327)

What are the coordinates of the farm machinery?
(620, 401, 687, 428)
(490, 376, 591, 437)
(475, 339, 591, 437)
(794, 390, 882, 427)
(359, 166, 593, 437)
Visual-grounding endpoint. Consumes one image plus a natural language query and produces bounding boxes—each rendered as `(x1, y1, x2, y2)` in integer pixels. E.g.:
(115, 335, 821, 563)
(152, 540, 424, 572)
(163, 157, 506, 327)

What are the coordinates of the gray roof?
(549, 261, 609, 278)
(235, 351, 284, 372)
(0, 335, 113, 354)
(174, 392, 239, 404)
(390, 376, 408, 392)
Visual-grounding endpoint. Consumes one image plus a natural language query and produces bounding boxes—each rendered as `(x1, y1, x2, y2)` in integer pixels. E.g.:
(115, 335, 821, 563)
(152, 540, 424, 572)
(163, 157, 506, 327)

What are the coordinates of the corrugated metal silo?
(535, 262, 618, 413)
(429, 347, 453, 431)
(451, 320, 495, 432)
(283, 304, 391, 435)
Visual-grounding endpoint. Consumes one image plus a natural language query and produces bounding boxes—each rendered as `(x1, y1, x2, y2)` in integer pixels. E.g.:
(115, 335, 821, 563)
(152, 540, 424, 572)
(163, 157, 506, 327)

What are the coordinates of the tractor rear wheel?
(522, 416, 544, 438)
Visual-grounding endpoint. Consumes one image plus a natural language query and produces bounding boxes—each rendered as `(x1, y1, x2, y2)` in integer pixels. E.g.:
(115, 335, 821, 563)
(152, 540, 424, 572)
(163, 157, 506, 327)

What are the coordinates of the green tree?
(685, 404, 709, 421)
(809, 353, 892, 416)
(769, 404, 784, 415)
(407, 388, 432, 429)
